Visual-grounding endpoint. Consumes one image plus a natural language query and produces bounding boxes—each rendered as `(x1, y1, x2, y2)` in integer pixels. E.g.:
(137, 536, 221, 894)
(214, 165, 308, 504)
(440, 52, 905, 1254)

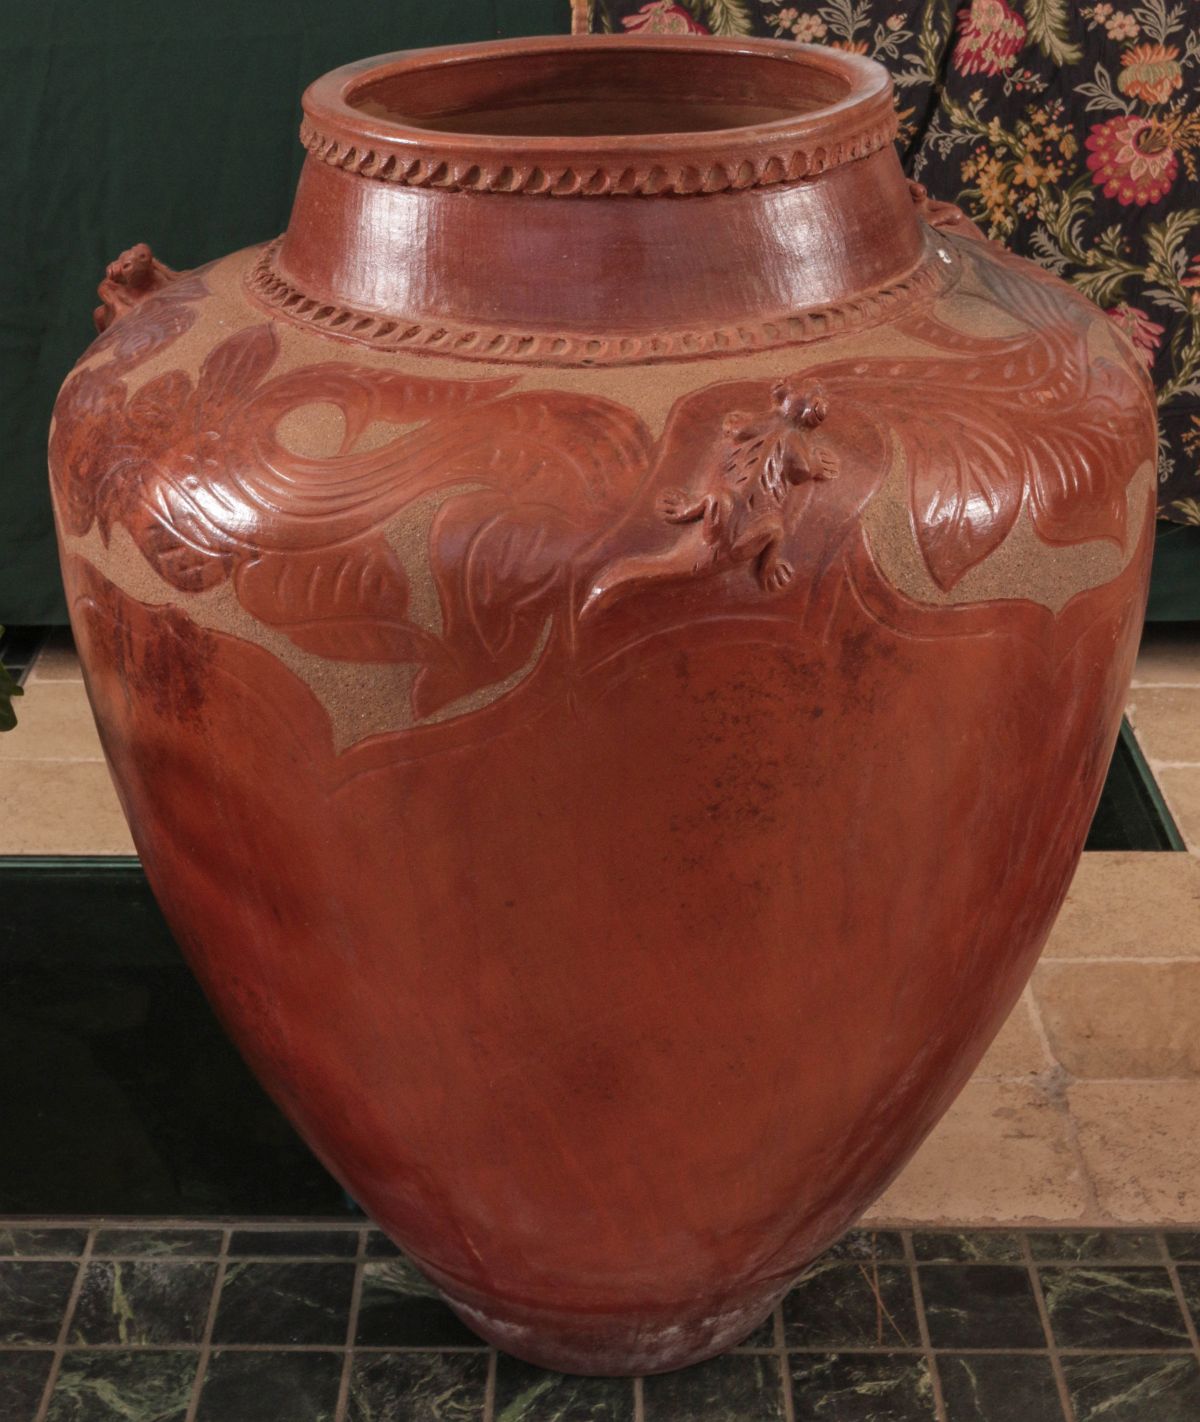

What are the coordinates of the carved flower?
(952, 0, 1026, 77)
(621, 1, 708, 33)
(1118, 43, 1183, 105)
(50, 321, 653, 723)
(1105, 304, 1165, 367)
(49, 365, 132, 539)
(1085, 115, 1178, 205)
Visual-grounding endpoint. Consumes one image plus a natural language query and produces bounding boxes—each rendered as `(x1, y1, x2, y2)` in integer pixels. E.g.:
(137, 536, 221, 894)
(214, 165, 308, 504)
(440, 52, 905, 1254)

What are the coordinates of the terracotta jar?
(51, 35, 1155, 1375)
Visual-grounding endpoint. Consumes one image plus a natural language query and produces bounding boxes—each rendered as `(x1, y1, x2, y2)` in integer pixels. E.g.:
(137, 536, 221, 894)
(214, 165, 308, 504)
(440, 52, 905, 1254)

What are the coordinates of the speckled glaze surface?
(49, 36, 1156, 1376)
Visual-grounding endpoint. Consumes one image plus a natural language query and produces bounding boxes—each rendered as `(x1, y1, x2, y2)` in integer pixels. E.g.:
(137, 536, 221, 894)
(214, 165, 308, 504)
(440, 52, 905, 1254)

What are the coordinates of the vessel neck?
(273, 36, 928, 344)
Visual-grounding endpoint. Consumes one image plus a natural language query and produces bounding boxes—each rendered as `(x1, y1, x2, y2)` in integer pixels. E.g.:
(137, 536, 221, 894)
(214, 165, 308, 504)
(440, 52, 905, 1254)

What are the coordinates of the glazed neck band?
(270, 36, 931, 348)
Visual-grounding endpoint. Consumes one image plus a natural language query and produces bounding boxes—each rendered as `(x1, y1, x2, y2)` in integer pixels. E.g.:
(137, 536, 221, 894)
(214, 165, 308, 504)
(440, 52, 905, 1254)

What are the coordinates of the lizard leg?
(754, 532, 795, 593)
(658, 488, 710, 524)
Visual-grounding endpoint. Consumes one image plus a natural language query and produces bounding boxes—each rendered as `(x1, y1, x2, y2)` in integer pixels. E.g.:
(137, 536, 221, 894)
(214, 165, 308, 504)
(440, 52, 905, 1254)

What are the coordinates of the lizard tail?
(580, 532, 711, 621)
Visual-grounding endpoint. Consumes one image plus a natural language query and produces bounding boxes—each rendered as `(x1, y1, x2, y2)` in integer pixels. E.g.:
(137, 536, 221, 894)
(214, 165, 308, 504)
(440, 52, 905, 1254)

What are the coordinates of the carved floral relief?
(50, 235, 1153, 735)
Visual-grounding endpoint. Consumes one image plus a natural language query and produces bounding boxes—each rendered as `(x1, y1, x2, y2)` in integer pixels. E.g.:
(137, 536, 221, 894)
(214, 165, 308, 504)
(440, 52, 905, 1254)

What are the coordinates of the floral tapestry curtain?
(578, 0, 1200, 527)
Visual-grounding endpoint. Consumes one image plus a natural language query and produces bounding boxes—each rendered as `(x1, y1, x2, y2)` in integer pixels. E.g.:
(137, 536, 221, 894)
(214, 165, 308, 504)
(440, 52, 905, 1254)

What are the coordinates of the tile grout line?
(1039, 1063, 1107, 1224)
(1158, 1231, 1200, 1368)
(4, 1340, 1196, 1357)
(774, 1303, 796, 1422)
(7, 1251, 1200, 1271)
(903, 1230, 947, 1422)
(483, 1346, 498, 1422)
(182, 1225, 231, 1422)
(1022, 1235, 1077, 1422)
(1038, 956, 1200, 965)
(32, 1226, 96, 1422)
(0, 754, 110, 763)
(333, 1227, 369, 1422)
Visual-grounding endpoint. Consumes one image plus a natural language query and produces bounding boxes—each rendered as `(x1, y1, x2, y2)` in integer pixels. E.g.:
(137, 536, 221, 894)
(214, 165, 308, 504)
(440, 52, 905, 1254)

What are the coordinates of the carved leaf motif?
(907, 407, 1023, 591)
(251, 366, 516, 455)
(414, 496, 568, 720)
(822, 248, 1152, 590)
(408, 392, 653, 718)
(87, 272, 210, 370)
(1024, 389, 1149, 547)
(126, 498, 234, 594)
(234, 540, 443, 665)
(50, 368, 133, 536)
(195, 323, 280, 417)
(109, 369, 244, 592)
(121, 371, 193, 447)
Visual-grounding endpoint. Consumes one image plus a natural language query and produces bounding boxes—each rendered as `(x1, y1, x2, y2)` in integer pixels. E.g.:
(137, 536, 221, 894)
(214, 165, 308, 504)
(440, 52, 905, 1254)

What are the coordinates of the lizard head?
(771, 379, 829, 429)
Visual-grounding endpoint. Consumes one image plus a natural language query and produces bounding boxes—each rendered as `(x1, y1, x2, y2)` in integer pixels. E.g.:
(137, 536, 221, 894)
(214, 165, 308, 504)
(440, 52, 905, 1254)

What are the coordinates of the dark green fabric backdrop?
(0, 1, 568, 624)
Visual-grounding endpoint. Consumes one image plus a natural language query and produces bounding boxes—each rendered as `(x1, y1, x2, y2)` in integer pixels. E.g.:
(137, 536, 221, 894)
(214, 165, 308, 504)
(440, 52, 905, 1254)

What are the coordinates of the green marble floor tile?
(91, 1229, 222, 1259)
(784, 1264, 919, 1349)
(1039, 1267, 1191, 1349)
(938, 1353, 1064, 1422)
(788, 1353, 936, 1421)
(211, 1261, 355, 1346)
(642, 1353, 786, 1422)
(912, 1233, 1024, 1264)
(45, 1350, 197, 1422)
(1026, 1232, 1161, 1264)
(492, 1354, 635, 1421)
(918, 1266, 1045, 1351)
(822, 1231, 907, 1263)
(71, 1260, 216, 1345)
(227, 1228, 357, 1258)
(354, 1259, 480, 1348)
(347, 1352, 489, 1422)
(1170, 1265, 1200, 1332)
(194, 1349, 343, 1422)
(0, 1259, 79, 1343)
(1165, 1232, 1200, 1263)
(0, 1228, 88, 1257)
(0, 1349, 54, 1421)
(1062, 1355, 1200, 1422)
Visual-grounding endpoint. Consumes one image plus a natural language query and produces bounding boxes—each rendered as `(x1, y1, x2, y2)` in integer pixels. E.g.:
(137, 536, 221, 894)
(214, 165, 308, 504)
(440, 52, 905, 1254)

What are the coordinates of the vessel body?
(50, 36, 1156, 1374)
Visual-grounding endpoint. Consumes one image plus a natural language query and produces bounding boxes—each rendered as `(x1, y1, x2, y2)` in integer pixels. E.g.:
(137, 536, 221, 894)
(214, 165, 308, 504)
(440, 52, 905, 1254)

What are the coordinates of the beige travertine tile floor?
(1, 625, 1198, 1226)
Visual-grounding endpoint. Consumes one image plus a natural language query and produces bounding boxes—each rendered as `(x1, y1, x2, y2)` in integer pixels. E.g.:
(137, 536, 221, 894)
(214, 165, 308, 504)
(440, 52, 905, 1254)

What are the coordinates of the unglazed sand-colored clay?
(50, 36, 1156, 1375)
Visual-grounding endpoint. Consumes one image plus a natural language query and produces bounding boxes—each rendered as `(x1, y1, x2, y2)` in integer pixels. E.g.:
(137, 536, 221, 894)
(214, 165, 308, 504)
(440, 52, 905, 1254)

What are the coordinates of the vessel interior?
(347, 47, 852, 137)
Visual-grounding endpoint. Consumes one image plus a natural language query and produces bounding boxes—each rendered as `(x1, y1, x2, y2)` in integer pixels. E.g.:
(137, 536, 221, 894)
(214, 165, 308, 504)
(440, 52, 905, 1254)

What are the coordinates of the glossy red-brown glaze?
(51, 36, 1156, 1375)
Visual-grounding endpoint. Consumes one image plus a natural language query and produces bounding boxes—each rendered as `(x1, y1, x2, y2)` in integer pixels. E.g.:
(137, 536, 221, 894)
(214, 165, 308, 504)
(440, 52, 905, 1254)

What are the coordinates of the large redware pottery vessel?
(51, 36, 1155, 1375)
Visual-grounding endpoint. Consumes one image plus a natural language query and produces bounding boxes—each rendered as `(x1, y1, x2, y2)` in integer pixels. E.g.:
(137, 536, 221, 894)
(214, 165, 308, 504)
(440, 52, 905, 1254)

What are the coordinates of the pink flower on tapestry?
(792, 15, 828, 41)
(1117, 44, 1184, 106)
(1086, 115, 1178, 205)
(952, 0, 1026, 77)
(621, 1, 708, 33)
(1105, 304, 1165, 367)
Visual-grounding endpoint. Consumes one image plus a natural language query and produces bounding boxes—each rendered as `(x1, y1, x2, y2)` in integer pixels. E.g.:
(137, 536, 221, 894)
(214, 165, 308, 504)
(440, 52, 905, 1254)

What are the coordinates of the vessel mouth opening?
(344, 45, 855, 139)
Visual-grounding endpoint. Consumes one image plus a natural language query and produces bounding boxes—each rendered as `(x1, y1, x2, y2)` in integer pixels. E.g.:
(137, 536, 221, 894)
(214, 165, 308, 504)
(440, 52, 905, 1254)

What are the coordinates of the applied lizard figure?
(93, 244, 179, 333)
(582, 378, 838, 618)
